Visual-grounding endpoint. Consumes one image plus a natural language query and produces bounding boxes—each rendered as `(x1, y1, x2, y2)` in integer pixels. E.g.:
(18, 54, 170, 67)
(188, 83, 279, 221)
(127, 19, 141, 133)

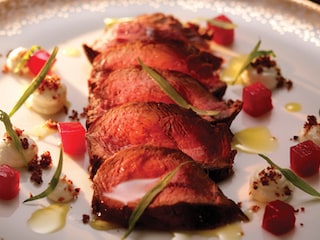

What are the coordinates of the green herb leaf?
(258, 154, 320, 197)
(23, 148, 63, 203)
(122, 161, 192, 239)
(0, 110, 27, 165)
(138, 58, 219, 116)
(233, 40, 275, 82)
(207, 18, 237, 29)
(9, 46, 58, 117)
(13, 45, 41, 74)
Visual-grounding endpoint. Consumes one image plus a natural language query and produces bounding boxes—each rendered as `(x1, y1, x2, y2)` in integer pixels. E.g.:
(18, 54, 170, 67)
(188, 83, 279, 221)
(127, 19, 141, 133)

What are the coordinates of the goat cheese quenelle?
(249, 166, 294, 203)
(25, 74, 67, 115)
(4, 46, 67, 115)
(0, 128, 38, 168)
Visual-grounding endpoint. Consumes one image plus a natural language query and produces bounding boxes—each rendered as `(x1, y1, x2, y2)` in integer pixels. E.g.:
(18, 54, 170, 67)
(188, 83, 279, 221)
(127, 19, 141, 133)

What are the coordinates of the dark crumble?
(293, 115, 319, 142)
(39, 151, 53, 169)
(27, 151, 53, 185)
(68, 109, 80, 121)
(37, 74, 62, 93)
(82, 214, 90, 224)
(28, 156, 43, 184)
(291, 135, 299, 141)
(68, 107, 88, 121)
(303, 115, 318, 132)
(20, 137, 30, 149)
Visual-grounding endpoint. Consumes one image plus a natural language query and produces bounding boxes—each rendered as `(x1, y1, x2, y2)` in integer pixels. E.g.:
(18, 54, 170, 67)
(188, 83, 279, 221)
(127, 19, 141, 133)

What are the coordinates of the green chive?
(138, 58, 219, 116)
(258, 154, 320, 197)
(207, 18, 237, 30)
(9, 46, 58, 117)
(13, 45, 41, 74)
(0, 110, 27, 165)
(23, 148, 63, 203)
(233, 40, 275, 82)
(122, 161, 192, 239)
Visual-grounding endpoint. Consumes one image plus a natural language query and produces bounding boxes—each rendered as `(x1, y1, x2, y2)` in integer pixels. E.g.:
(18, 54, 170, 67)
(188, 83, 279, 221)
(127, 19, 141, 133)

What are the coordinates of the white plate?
(0, 0, 320, 239)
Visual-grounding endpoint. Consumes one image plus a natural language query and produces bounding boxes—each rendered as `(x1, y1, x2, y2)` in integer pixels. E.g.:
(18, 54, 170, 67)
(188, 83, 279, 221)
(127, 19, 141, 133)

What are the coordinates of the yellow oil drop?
(220, 54, 247, 85)
(62, 47, 81, 57)
(27, 204, 69, 234)
(285, 102, 302, 112)
(173, 222, 243, 240)
(27, 122, 57, 139)
(89, 218, 120, 230)
(233, 127, 278, 154)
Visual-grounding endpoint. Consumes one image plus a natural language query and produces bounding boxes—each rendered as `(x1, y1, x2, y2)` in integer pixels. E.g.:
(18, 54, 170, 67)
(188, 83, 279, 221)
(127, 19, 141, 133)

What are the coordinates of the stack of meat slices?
(85, 13, 247, 232)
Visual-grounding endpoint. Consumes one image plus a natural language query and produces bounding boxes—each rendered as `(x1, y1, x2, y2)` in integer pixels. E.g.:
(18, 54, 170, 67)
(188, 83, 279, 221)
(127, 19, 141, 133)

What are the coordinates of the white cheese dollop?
(48, 175, 79, 203)
(0, 130, 38, 168)
(26, 74, 67, 115)
(299, 126, 320, 146)
(299, 115, 320, 146)
(249, 166, 294, 203)
(5, 47, 30, 75)
(242, 65, 278, 90)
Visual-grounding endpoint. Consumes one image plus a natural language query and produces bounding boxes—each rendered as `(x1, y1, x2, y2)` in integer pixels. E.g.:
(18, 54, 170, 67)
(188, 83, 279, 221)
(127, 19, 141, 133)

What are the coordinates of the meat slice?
(89, 40, 225, 98)
(92, 145, 248, 230)
(87, 66, 242, 126)
(90, 12, 211, 54)
(86, 102, 236, 181)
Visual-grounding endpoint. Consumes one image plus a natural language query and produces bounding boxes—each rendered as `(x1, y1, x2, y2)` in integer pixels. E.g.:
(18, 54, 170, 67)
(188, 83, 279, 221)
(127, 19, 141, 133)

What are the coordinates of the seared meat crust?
(88, 12, 211, 56)
(87, 102, 236, 181)
(89, 39, 225, 98)
(87, 66, 242, 126)
(92, 145, 248, 230)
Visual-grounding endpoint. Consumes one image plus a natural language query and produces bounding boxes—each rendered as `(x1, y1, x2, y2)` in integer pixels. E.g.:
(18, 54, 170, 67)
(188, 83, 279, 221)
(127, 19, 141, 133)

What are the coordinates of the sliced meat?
(88, 13, 211, 58)
(92, 145, 248, 230)
(86, 102, 236, 181)
(90, 40, 225, 98)
(87, 66, 242, 126)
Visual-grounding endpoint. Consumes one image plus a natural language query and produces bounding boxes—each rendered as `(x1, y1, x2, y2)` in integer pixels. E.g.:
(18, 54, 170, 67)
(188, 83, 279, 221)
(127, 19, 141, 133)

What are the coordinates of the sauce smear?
(232, 127, 278, 154)
(27, 204, 69, 234)
(285, 102, 302, 112)
(173, 222, 243, 240)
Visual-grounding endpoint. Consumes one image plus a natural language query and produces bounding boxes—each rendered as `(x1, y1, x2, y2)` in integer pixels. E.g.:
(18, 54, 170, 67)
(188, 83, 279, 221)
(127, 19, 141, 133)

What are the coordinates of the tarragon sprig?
(0, 110, 27, 165)
(9, 46, 58, 117)
(233, 40, 275, 82)
(138, 58, 219, 116)
(122, 161, 192, 239)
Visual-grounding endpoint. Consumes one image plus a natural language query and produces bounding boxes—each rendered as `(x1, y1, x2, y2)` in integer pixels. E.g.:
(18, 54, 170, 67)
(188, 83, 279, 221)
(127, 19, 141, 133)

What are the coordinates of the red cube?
(242, 82, 273, 117)
(58, 122, 86, 156)
(262, 200, 295, 235)
(290, 140, 320, 177)
(207, 14, 235, 46)
(0, 164, 20, 200)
